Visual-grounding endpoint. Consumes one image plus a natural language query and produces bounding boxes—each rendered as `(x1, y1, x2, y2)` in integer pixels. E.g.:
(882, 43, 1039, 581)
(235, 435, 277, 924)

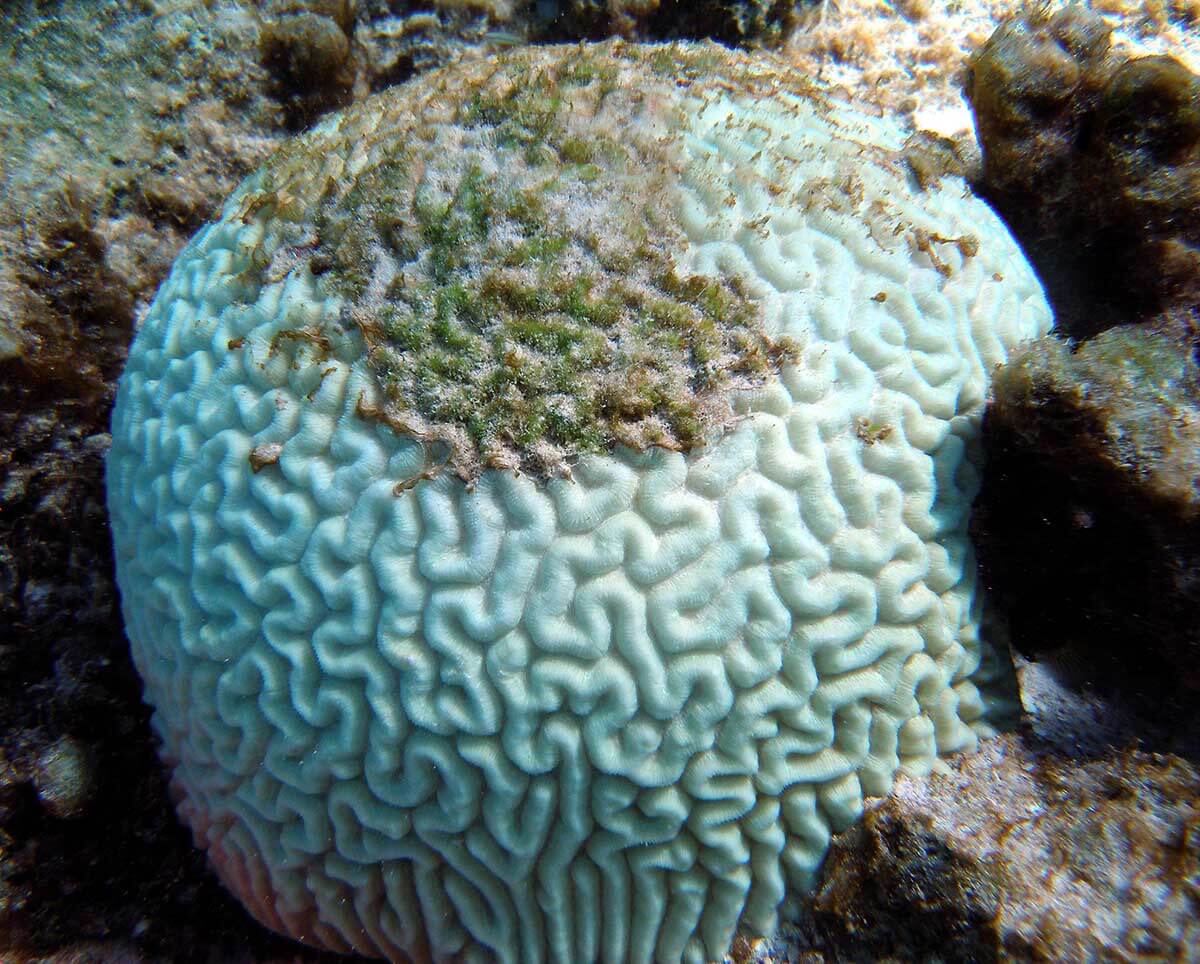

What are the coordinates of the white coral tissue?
(107, 41, 1052, 964)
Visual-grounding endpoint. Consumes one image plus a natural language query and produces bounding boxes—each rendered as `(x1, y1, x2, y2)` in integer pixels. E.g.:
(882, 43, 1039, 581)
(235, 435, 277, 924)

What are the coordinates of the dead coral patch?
(240, 44, 805, 481)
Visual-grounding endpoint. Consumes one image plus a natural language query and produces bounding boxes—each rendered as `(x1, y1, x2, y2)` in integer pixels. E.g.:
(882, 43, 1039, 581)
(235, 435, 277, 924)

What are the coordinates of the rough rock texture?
(805, 733, 1200, 962)
(974, 316, 1200, 726)
(964, 3, 1200, 335)
(106, 39, 1049, 964)
(965, 4, 1200, 732)
(958, 10, 1200, 951)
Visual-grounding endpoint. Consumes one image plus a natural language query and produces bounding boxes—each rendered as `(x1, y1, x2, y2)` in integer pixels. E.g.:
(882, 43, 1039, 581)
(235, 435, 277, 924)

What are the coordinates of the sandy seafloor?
(0, 1, 1197, 962)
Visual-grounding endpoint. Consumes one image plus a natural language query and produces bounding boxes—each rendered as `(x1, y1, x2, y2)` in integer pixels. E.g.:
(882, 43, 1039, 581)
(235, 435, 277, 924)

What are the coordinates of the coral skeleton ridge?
(106, 41, 1052, 964)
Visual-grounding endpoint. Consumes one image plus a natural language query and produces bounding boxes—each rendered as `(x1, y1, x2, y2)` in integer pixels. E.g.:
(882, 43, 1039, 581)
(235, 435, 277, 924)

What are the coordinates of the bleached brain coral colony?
(107, 41, 1051, 964)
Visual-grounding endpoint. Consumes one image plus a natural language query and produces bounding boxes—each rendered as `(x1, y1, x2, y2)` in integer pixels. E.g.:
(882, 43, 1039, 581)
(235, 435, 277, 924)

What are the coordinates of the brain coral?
(106, 40, 1052, 964)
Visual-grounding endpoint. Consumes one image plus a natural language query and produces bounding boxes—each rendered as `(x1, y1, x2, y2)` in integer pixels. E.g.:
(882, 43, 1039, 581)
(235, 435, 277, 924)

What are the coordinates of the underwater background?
(0, 1, 1197, 961)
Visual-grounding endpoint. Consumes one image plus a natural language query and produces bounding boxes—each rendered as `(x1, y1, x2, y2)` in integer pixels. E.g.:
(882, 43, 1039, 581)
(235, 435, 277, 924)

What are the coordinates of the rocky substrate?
(971, 3, 1199, 736)
(805, 732, 1200, 962)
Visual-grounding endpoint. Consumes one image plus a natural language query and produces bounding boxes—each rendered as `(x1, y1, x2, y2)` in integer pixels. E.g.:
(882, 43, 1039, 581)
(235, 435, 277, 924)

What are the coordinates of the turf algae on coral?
(236, 42, 803, 480)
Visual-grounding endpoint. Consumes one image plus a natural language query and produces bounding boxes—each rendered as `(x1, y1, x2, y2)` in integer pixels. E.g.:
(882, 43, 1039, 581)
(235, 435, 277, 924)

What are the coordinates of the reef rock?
(965, 3, 1200, 333)
(975, 314, 1200, 726)
(810, 733, 1200, 962)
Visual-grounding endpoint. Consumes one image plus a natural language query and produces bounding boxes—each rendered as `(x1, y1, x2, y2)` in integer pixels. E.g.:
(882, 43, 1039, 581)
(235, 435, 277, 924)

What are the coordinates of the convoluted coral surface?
(106, 42, 1051, 963)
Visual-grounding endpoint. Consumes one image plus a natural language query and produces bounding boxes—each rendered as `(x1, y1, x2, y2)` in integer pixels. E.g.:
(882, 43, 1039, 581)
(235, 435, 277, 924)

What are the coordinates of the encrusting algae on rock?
(106, 39, 1052, 964)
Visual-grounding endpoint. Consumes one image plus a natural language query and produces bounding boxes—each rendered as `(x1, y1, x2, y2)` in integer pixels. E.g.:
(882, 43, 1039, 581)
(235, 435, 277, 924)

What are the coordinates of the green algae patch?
(234, 41, 810, 480)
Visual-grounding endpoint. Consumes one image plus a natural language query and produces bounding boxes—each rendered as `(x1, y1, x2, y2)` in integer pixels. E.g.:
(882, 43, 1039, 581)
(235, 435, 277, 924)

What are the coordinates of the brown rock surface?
(958, 14, 1200, 958)
(974, 314, 1200, 726)
(809, 734, 1200, 962)
(964, 4, 1200, 334)
(965, 5, 1200, 734)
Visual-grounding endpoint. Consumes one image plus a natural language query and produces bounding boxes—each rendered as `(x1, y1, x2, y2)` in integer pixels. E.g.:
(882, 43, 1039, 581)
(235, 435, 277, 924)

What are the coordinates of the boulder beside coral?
(925, 9, 1200, 959)
(974, 315, 1200, 724)
(965, 4, 1200, 731)
(964, 3, 1200, 334)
